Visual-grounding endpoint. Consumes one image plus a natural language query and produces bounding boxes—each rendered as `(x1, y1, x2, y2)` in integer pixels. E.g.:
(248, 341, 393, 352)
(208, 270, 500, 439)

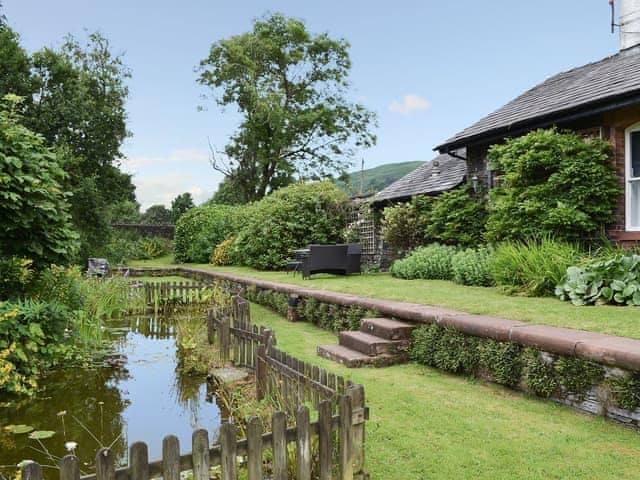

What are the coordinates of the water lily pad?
(5, 424, 34, 434)
(28, 430, 55, 440)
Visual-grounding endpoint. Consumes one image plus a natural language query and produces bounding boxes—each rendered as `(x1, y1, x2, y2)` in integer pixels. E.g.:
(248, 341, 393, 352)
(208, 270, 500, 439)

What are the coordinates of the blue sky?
(4, 1, 620, 208)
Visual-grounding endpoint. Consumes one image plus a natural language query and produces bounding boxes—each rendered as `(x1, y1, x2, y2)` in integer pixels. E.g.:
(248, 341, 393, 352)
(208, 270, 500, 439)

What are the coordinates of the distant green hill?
(337, 161, 424, 195)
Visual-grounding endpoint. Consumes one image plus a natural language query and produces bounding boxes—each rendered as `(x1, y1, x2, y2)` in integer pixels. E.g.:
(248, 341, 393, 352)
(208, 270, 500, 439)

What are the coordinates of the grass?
(128, 257, 640, 339)
(249, 303, 640, 480)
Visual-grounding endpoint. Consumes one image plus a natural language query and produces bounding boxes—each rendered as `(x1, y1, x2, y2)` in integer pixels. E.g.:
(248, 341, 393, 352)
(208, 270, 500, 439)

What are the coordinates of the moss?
(554, 357, 604, 399)
(410, 324, 479, 375)
(478, 340, 523, 387)
(611, 373, 640, 412)
(523, 349, 558, 398)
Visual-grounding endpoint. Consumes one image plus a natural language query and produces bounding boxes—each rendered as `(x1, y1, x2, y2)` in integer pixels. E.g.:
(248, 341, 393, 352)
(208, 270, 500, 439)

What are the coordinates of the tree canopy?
(198, 12, 376, 203)
(171, 192, 195, 222)
(142, 205, 172, 225)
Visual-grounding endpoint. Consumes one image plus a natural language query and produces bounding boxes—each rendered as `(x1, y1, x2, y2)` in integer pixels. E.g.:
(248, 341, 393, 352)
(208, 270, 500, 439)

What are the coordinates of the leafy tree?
(0, 26, 33, 99)
(171, 192, 195, 222)
(198, 13, 376, 202)
(381, 196, 433, 256)
(0, 95, 79, 265)
(27, 32, 134, 260)
(141, 205, 172, 225)
(208, 177, 245, 205)
(486, 128, 621, 242)
(107, 200, 142, 224)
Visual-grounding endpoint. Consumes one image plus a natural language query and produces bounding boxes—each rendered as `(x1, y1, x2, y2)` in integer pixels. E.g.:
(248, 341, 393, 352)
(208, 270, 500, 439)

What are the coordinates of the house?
(371, 153, 466, 206)
(434, 0, 640, 243)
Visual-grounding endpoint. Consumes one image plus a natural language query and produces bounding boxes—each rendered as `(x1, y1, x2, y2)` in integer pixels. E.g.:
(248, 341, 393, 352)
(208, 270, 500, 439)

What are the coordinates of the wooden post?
(192, 429, 209, 480)
(162, 435, 180, 480)
(296, 406, 311, 480)
(339, 395, 354, 480)
(95, 448, 115, 480)
(21, 461, 41, 480)
(272, 411, 287, 480)
(220, 422, 237, 480)
(130, 442, 149, 480)
(60, 455, 80, 480)
(246, 417, 263, 480)
(221, 314, 231, 361)
(256, 344, 266, 401)
(206, 309, 215, 345)
(347, 384, 367, 479)
(318, 400, 333, 480)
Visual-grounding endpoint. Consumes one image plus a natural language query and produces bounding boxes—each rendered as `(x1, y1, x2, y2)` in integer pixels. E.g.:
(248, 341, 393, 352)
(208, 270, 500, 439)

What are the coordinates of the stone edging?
(129, 266, 640, 372)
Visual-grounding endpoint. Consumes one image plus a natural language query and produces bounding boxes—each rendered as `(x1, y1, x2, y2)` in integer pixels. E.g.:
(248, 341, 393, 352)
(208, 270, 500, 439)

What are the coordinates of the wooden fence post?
(162, 435, 180, 480)
(60, 455, 80, 480)
(130, 442, 149, 480)
(339, 395, 354, 480)
(192, 429, 209, 480)
(21, 461, 41, 480)
(95, 448, 115, 480)
(247, 416, 263, 480)
(296, 406, 311, 480)
(347, 384, 367, 480)
(318, 400, 333, 480)
(272, 411, 287, 480)
(221, 314, 231, 361)
(220, 422, 237, 480)
(206, 309, 215, 345)
(255, 344, 266, 401)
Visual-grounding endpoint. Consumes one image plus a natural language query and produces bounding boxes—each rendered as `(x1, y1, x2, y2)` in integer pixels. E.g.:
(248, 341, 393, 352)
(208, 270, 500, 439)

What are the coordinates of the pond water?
(0, 315, 221, 476)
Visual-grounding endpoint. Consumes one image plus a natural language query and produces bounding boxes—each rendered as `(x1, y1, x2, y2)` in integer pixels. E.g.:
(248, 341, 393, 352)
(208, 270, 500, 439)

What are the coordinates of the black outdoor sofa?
(300, 243, 361, 279)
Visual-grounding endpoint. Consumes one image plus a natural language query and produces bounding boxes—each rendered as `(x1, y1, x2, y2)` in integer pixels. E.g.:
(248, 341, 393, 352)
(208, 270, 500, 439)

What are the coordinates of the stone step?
(360, 317, 415, 341)
(339, 331, 408, 356)
(317, 344, 403, 368)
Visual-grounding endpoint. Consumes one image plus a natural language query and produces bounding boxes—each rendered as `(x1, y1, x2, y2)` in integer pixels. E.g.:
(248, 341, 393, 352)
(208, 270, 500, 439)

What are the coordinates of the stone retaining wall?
(124, 265, 640, 426)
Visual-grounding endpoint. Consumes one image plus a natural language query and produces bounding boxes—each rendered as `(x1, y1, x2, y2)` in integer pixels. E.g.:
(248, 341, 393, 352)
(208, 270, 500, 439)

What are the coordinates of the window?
(626, 124, 640, 230)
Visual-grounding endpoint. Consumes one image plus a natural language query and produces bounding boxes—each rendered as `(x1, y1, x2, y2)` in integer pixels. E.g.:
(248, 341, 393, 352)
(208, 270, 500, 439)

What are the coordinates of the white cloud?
(388, 94, 430, 115)
(134, 171, 223, 210)
(123, 148, 210, 172)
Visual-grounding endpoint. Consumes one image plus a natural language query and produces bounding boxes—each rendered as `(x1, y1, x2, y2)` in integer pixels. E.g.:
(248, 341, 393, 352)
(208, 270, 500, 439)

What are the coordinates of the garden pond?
(0, 314, 222, 477)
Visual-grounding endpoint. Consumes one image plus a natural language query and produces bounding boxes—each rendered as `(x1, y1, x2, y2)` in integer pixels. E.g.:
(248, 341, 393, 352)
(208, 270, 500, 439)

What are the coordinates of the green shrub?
(390, 244, 456, 280)
(102, 231, 172, 265)
(427, 184, 488, 248)
(451, 247, 494, 286)
(381, 196, 433, 255)
(490, 237, 583, 296)
(410, 324, 479, 374)
(0, 257, 33, 300)
(611, 374, 640, 411)
(174, 204, 243, 263)
(522, 349, 558, 398)
(211, 237, 236, 266)
(478, 340, 523, 387)
(554, 357, 604, 399)
(556, 254, 640, 306)
(234, 182, 348, 270)
(486, 128, 620, 242)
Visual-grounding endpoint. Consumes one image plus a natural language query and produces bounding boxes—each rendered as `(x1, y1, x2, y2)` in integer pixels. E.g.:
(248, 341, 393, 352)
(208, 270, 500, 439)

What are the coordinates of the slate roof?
(436, 45, 640, 151)
(372, 153, 466, 203)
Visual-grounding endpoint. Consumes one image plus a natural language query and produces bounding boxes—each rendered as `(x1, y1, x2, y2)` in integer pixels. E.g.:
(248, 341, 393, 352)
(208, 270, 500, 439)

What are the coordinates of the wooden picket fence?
(205, 296, 368, 478)
(141, 281, 206, 305)
(20, 397, 359, 480)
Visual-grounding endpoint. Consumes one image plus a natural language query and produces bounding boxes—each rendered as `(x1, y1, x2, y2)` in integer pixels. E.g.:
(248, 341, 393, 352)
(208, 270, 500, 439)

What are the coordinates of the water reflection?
(0, 314, 220, 475)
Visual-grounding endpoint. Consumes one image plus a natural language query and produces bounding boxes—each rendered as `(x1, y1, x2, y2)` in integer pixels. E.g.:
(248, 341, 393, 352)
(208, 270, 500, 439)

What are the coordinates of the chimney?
(620, 0, 640, 50)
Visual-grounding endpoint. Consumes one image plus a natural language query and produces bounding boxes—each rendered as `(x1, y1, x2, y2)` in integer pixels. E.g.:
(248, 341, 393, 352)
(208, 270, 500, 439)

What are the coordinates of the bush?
(451, 247, 494, 286)
(486, 128, 620, 242)
(102, 231, 172, 265)
(211, 237, 236, 266)
(556, 254, 640, 306)
(233, 182, 348, 270)
(390, 244, 456, 280)
(381, 196, 433, 255)
(490, 237, 583, 296)
(0, 257, 33, 300)
(174, 204, 243, 263)
(427, 184, 488, 248)
(410, 324, 479, 374)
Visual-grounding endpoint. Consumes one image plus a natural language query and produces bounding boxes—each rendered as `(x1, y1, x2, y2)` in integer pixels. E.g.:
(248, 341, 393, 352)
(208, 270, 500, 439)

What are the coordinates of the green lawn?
(250, 303, 640, 480)
(129, 257, 640, 339)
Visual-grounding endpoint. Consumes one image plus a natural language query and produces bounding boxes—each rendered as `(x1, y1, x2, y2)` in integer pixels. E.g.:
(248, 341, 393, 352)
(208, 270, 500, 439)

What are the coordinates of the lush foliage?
(170, 192, 195, 223)
(390, 244, 456, 280)
(211, 237, 236, 266)
(381, 196, 432, 255)
(174, 204, 242, 263)
(141, 204, 172, 225)
(490, 237, 583, 296)
(486, 128, 620, 242)
(233, 182, 349, 270)
(451, 247, 494, 286)
(427, 184, 488, 248)
(0, 96, 79, 266)
(198, 13, 376, 202)
(102, 232, 172, 265)
(556, 254, 640, 306)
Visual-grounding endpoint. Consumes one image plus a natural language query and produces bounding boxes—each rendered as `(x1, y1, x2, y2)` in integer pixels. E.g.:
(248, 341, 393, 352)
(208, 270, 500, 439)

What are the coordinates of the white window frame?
(625, 122, 640, 231)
